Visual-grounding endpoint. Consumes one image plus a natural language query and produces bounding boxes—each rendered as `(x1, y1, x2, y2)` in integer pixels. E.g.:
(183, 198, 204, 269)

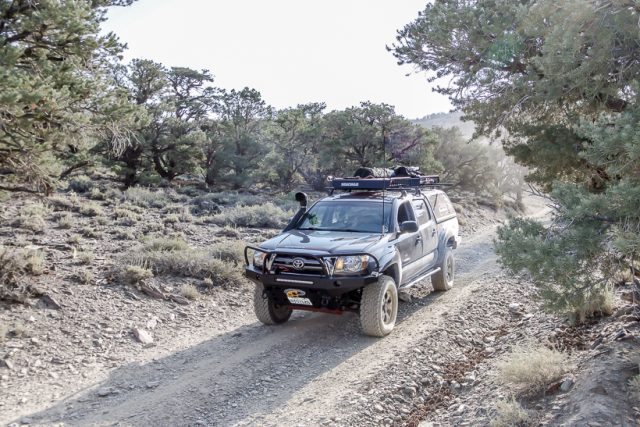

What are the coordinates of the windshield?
(297, 201, 392, 233)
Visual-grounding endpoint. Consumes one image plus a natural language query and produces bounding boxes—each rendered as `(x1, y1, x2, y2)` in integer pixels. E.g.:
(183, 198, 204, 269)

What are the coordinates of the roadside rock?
(132, 328, 154, 345)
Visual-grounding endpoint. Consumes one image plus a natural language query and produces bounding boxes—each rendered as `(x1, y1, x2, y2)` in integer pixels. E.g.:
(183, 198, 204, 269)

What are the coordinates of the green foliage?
(0, 0, 136, 192)
(395, 0, 640, 318)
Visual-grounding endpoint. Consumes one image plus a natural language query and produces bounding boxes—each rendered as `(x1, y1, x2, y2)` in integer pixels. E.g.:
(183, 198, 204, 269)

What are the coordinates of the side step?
(399, 267, 441, 289)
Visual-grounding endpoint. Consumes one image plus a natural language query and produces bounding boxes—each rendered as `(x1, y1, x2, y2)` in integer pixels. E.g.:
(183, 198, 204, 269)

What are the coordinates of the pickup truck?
(244, 175, 460, 337)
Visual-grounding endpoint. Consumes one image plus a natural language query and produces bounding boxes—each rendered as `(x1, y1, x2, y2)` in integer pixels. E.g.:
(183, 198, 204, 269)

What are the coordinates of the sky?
(102, 0, 452, 119)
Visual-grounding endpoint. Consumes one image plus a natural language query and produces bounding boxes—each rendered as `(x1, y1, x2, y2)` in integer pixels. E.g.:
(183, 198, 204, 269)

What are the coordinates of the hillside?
(412, 111, 476, 139)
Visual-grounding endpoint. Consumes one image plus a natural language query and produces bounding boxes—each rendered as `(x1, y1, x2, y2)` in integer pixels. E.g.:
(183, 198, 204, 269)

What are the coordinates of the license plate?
(287, 296, 313, 306)
(285, 289, 313, 306)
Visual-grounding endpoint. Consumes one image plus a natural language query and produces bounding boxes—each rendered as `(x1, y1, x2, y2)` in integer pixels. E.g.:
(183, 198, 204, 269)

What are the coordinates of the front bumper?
(244, 267, 379, 296)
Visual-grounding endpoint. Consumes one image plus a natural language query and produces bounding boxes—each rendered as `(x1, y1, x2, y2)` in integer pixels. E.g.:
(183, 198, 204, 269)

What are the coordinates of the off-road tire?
(253, 283, 292, 325)
(359, 275, 398, 337)
(432, 246, 454, 291)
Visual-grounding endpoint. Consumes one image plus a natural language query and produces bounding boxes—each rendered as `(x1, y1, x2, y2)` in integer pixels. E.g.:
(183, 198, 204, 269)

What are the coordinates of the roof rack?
(329, 175, 439, 191)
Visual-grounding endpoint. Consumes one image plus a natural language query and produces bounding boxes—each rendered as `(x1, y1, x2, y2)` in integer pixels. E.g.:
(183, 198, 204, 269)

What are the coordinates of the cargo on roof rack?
(329, 175, 439, 191)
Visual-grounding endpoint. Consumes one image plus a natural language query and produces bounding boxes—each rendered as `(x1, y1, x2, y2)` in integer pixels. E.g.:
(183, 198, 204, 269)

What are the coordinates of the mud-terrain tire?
(432, 246, 455, 291)
(253, 283, 292, 325)
(359, 275, 398, 337)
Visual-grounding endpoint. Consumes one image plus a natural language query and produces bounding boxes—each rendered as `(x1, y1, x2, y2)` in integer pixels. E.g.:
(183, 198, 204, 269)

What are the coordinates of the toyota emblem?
(292, 258, 305, 270)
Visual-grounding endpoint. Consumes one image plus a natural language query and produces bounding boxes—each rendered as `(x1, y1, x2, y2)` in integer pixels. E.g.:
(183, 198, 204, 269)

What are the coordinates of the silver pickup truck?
(244, 174, 460, 337)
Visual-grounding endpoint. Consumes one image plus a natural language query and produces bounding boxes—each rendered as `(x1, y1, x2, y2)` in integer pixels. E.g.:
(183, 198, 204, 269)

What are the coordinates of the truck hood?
(260, 229, 385, 254)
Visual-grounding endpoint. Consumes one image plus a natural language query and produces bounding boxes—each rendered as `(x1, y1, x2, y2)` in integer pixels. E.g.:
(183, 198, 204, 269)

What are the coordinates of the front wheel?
(253, 283, 292, 325)
(360, 275, 398, 337)
(431, 246, 455, 291)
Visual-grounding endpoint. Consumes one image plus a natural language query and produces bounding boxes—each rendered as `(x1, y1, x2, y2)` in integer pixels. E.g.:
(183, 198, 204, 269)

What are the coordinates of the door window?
(396, 201, 416, 225)
(411, 199, 431, 226)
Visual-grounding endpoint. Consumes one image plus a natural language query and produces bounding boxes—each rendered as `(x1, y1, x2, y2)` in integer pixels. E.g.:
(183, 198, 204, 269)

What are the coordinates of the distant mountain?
(412, 111, 476, 139)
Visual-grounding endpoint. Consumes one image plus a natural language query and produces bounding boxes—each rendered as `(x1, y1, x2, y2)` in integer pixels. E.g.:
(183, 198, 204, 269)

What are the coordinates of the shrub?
(497, 343, 568, 394)
(490, 398, 532, 427)
(572, 286, 615, 324)
(68, 176, 93, 193)
(119, 264, 154, 285)
(48, 195, 77, 211)
(0, 246, 45, 301)
(79, 202, 103, 217)
(139, 248, 243, 284)
(80, 227, 102, 239)
(164, 214, 180, 224)
(143, 236, 189, 252)
(79, 270, 93, 285)
(57, 212, 74, 229)
(77, 250, 94, 265)
(14, 203, 49, 233)
(210, 203, 289, 228)
(122, 187, 169, 208)
(211, 239, 245, 263)
(89, 188, 105, 200)
(67, 234, 82, 245)
(180, 283, 199, 300)
(114, 207, 140, 226)
(115, 230, 136, 240)
(629, 370, 640, 403)
(219, 225, 241, 239)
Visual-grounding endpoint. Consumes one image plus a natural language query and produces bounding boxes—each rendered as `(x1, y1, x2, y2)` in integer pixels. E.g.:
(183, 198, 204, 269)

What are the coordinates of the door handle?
(415, 236, 422, 245)
(431, 228, 436, 236)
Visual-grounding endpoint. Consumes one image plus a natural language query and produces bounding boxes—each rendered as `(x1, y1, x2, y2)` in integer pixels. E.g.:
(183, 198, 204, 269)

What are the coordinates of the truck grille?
(271, 254, 325, 276)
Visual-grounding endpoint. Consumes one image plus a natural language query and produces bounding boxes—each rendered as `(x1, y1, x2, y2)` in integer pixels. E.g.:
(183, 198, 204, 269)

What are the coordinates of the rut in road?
(26, 223, 506, 426)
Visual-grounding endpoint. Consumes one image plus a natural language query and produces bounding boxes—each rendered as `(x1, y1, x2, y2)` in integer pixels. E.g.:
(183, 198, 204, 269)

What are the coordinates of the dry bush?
(67, 234, 82, 245)
(629, 365, 640, 403)
(123, 187, 168, 208)
(80, 226, 102, 239)
(0, 246, 44, 302)
(89, 188, 105, 200)
(79, 270, 93, 285)
(179, 210, 193, 223)
(14, 203, 49, 233)
(572, 286, 615, 324)
(120, 265, 154, 285)
(140, 248, 243, 284)
(68, 175, 93, 193)
(211, 240, 245, 263)
(11, 322, 29, 338)
(77, 250, 94, 265)
(490, 398, 532, 427)
(497, 343, 569, 394)
(164, 214, 180, 224)
(115, 229, 135, 240)
(57, 212, 74, 229)
(210, 203, 289, 228)
(180, 283, 199, 300)
(48, 195, 77, 211)
(79, 202, 103, 217)
(144, 236, 189, 252)
(219, 225, 241, 239)
(113, 207, 140, 226)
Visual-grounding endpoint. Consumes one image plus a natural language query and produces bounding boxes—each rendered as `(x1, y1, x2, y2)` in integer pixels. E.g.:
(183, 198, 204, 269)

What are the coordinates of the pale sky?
(102, 0, 452, 119)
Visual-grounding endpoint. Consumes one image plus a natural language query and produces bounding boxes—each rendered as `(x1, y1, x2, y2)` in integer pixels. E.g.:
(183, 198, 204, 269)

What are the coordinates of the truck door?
(395, 200, 423, 283)
(412, 197, 438, 270)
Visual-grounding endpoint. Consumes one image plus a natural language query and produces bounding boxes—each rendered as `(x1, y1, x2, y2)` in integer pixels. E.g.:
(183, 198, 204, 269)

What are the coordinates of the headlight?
(253, 250, 267, 270)
(334, 255, 370, 274)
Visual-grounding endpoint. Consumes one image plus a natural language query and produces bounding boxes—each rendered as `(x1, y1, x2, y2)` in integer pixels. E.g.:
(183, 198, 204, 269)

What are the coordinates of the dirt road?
(11, 213, 527, 427)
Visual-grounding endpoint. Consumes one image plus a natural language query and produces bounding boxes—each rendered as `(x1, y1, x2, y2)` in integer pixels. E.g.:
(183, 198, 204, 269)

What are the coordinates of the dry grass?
(89, 188, 105, 200)
(180, 283, 199, 300)
(68, 175, 93, 193)
(164, 214, 180, 224)
(114, 207, 140, 226)
(490, 398, 532, 427)
(14, 204, 49, 233)
(115, 229, 136, 240)
(497, 343, 569, 394)
(0, 323, 7, 342)
(11, 322, 29, 338)
(80, 226, 102, 239)
(211, 239, 245, 263)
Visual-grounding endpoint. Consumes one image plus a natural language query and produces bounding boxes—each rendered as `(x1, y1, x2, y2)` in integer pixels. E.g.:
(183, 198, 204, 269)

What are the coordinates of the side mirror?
(295, 192, 308, 208)
(399, 220, 419, 234)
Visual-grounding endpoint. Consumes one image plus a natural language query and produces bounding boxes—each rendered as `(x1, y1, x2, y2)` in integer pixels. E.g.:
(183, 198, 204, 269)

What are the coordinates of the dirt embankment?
(1, 191, 638, 427)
